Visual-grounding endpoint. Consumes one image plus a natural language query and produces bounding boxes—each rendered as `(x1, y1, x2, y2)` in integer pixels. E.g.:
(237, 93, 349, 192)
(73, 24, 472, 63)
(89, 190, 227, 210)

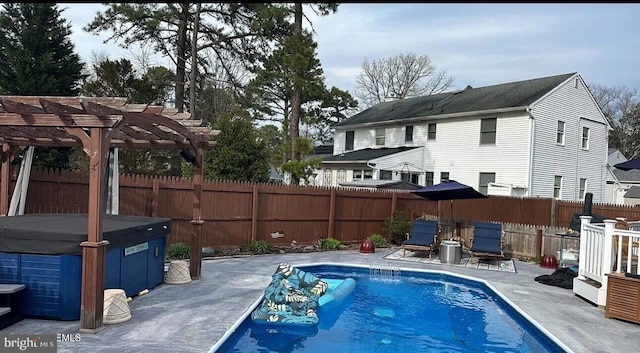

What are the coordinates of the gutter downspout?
(366, 161, 378, 179)
(526, 107, 534, 197)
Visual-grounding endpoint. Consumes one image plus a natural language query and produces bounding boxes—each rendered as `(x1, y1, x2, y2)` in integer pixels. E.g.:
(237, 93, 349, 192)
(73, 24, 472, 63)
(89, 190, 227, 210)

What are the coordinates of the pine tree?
(0, 3, 85, 95)
(0, 3, 86, 169)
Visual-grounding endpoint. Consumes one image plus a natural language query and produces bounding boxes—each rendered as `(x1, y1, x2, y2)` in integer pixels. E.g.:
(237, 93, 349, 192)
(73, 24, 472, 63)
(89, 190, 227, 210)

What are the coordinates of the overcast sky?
(61, 3, 640, 95)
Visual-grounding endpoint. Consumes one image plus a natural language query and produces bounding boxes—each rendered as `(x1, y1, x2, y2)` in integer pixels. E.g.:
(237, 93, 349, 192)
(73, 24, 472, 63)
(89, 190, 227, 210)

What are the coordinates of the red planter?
(359, 239, 375, 253)
(540, 254, 558, 269)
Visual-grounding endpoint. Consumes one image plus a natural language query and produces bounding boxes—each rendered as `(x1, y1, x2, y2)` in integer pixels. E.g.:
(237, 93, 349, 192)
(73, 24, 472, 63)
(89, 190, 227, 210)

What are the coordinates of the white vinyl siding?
(530, 74, 609, 201)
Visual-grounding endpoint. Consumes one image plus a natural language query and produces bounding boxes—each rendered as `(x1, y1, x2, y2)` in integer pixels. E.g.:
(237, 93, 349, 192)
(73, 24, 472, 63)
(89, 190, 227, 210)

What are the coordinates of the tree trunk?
(289, 2, 303, 185)
(175, 3, 189, 113)
(189, 3, 201, 117)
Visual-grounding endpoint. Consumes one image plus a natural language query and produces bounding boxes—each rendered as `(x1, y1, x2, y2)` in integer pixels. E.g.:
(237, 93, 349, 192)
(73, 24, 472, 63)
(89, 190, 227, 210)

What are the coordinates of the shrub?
(368, 233, 389, 248)
(320, 237, 342, 250)
(249, 240, 274, 253)
(167, 242, 190, 260)
(383, 211, 412, 244)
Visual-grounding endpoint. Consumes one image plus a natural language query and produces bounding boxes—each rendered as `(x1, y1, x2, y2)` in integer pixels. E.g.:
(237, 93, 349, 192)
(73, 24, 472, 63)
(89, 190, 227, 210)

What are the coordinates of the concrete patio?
(3, 247, 640, 353)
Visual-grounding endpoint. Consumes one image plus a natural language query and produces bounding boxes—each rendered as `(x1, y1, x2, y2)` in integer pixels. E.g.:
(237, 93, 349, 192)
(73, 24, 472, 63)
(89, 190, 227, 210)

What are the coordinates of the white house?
(604, 148, 640, 205)
(313, 72, 611, 202)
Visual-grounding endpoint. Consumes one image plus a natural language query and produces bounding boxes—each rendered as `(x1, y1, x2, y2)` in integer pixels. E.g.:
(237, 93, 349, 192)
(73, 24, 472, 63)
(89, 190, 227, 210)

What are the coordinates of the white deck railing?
(575, 216, 640, 306)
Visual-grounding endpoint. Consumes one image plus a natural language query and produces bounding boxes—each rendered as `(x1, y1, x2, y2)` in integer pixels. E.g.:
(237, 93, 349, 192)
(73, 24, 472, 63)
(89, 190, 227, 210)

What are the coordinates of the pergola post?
(189, 146, 204, 279)
(0, 143, 11, 216)
(79, 128, 110, 332)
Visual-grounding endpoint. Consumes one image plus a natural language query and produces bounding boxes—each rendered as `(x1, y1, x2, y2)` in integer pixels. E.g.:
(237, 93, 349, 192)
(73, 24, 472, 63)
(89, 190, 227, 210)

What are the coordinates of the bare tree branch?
(354, 52, 454, 109)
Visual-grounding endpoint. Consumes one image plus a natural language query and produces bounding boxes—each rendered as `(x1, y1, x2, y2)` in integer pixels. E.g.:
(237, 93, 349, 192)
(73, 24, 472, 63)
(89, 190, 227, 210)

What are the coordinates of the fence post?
(536, 229, 542, 258)
(578, 215, 592, 279)
(251, 184, 258, 242)
(390, 193, 397, 219)
(602, 219, 616, 291)
(151, 179, 159, 217)
(550, 198, 557, 227)
(328, 189, 336, 238)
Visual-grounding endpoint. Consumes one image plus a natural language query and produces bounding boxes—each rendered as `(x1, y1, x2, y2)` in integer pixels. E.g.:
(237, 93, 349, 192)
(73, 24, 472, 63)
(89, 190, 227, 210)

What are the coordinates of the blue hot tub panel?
(0, 214, 171, 321)
(0, 253, 81, 320)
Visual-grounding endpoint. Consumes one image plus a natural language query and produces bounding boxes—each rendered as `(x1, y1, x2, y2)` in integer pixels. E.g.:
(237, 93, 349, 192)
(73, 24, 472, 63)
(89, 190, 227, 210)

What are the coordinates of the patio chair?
(469, 221, 504, 260)
(402, 219, 439, 257)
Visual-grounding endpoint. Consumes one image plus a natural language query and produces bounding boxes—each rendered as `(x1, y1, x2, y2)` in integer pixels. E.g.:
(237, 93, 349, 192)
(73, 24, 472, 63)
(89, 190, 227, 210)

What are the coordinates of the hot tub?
(0, 213, 171, 320)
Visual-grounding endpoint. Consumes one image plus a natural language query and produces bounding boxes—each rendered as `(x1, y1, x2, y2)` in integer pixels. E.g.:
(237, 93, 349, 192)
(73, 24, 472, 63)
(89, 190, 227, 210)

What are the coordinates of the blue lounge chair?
(469, 221, 504, 260)
(402, 220, 439, 257)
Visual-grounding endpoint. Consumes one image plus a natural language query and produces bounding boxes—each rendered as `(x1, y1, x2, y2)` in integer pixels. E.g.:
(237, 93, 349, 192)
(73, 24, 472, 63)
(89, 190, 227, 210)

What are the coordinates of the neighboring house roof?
(339, 179, 422, 190)
(624, 185, 640, 198)
(307, 144, 334, 160)
(613, 168, 640, 182)
(334, 72, 576, 128)
(323, 147, 419, 163)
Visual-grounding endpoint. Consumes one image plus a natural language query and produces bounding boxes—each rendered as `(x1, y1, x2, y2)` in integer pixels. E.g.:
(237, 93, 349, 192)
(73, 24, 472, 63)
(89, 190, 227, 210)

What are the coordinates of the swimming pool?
(210, 263, 572, 353)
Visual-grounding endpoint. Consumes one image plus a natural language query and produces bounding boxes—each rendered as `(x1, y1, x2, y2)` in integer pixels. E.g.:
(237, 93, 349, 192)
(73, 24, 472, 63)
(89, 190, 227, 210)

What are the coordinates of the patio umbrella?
(614, 158, 640, 171)
(411, 180, 488, 237)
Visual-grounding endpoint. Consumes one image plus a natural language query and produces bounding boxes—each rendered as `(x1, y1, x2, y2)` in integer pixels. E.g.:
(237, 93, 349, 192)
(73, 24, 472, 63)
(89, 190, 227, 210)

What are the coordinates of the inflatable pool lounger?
(251, 263, 356, 326)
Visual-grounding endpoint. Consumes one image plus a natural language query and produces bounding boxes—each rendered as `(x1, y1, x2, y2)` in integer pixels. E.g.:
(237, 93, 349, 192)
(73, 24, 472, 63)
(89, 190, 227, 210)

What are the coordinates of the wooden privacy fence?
(10, 167, 640, 258)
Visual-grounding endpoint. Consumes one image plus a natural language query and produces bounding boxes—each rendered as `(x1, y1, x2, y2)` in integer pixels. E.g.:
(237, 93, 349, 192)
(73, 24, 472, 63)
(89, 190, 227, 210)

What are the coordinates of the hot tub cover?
(0, 213, 171, 255)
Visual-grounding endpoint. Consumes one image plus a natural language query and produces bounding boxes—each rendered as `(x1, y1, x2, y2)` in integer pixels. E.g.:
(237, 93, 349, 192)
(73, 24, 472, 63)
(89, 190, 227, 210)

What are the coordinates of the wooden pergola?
(0, 96, 218, 332)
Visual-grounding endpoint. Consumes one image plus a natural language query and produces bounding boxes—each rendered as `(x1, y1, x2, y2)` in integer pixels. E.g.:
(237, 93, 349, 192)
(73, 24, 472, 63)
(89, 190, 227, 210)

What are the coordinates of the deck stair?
(0, 283, 25, 329)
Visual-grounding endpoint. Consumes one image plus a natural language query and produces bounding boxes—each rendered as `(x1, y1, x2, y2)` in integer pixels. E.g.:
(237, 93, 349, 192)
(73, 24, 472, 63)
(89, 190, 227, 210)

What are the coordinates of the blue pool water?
(213, 264, 569, 353)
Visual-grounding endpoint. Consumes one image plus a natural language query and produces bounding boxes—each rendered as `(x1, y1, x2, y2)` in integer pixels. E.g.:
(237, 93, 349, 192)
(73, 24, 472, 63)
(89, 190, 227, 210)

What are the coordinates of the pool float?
(318, 278, 356, 311)
(251, 263, 355, 326)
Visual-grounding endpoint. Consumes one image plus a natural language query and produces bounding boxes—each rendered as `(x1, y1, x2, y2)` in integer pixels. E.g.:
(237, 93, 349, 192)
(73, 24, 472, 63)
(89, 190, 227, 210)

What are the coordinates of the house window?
(480, 118, 496, 145)
(380, 170, 393, 180)
(345, 130, 354, 151)
(353, 170, 373, 180)
(556, 121, 565, 145)
(441, 172, 449, 182)
(554, 175, 562, 199)
(579, 178, 587, 200)
(425, 172, 434, 187)
(400, 172, 420, 185)
(582, 127, 590, 150)
(427, 123, 437, 140)
(478, 172, 496, 196)
(337, 169, 347, 184)
(375, 128, 385, 146)
(323, 168, 332, 186)
(405, 125, 413, 143)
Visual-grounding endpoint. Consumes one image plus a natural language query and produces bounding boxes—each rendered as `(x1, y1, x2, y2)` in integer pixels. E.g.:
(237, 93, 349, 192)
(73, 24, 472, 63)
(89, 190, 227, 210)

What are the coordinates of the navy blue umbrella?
(411, 180, 488, 201)
(614, 158, 640, 171)
(411, 180, 488, 237)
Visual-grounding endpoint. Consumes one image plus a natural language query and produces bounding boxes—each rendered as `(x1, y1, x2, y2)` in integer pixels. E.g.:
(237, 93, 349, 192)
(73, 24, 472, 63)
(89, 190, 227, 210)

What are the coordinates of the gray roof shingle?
(613, 168, 640, 182)
(624, 185, 640, 198)
(335, 72, 576, 127)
